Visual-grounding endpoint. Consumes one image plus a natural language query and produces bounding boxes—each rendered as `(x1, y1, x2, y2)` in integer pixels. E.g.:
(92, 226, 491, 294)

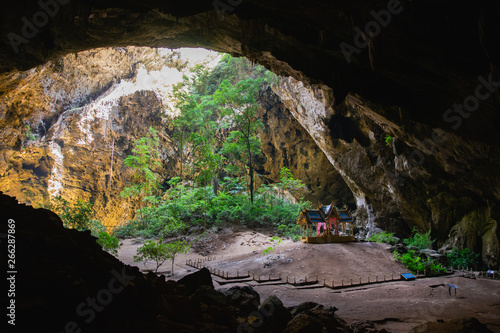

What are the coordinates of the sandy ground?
(116, 229, 500, 332)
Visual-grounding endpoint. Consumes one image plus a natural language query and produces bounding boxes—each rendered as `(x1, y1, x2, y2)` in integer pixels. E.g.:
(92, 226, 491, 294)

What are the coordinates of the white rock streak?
(47, 141, 64, 196)
(75, 48, 221, 146)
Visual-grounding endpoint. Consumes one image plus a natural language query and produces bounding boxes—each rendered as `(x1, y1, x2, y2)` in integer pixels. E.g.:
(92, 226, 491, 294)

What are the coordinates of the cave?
(1, 0, 500, 332)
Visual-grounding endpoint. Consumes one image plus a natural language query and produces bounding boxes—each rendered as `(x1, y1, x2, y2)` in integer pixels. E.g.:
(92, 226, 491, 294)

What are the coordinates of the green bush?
(117, 178, 310, 239)
(88, 220, 120, 256)
(44, 196, 94, 231)
(277, 224, 300, 242)
(96, 231, 120, 256)
(394, 250, 446, 275)
(447, 248, 479, 269)
(403, 227, 434, 250)
(134, 239, 190, 274)
(367, 231, 398, 244)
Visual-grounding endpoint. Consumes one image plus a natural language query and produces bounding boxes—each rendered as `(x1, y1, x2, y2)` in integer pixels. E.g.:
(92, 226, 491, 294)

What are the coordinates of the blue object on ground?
(401, 273, 415, 280)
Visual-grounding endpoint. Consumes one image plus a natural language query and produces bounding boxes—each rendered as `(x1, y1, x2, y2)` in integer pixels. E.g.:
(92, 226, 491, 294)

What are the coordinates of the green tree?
(164, 240, 191, 274)
(133, 239, 190, 274)
(215, 78, 263, 203)
(275, 167, 306, 201)
(45, 196, 93, 231)
(134, 240, 170, 273)
(191, 133, 224, 231)
(120, 127, 161, 223)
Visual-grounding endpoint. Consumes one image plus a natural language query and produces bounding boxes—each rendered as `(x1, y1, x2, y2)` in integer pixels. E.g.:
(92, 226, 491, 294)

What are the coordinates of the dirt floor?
(117, 228, 500, 333)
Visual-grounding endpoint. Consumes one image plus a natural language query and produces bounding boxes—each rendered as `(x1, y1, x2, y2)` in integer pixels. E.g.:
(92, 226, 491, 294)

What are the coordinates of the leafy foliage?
(447, 248, 479, 269)
(262, 236, 283, 256)
(120, 127, 161, 200)
(116, 179, 309, 239)
(134, 240, 170, 273)
(277, 224, 301, 242)
(394, 251, 446, 275)
(117, 55, 305, 241)
(133, 239, 190, 274)
(164, 239, 191, 274)
(384, 134, 393, 146)
(44, 196, 94, 231)
(25, 124, 36, 141)
(367, 231, 398, 244)
(403, 227, 434, 250)
(43, 198, 120, 255)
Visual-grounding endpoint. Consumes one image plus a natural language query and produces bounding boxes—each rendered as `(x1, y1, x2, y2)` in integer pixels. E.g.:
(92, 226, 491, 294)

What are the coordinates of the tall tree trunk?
(212, 173, 219, 196)
(204, 182, 207, 232)
(179, 131, 184, 180)
(171, 254, 175, 275)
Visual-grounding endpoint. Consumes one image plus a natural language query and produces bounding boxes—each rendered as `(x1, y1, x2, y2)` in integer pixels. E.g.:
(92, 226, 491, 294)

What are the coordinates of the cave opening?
(1, 1, 500, 330)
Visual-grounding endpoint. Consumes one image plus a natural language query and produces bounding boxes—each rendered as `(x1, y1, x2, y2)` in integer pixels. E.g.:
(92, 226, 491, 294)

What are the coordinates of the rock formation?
(0, 1, 499, 266)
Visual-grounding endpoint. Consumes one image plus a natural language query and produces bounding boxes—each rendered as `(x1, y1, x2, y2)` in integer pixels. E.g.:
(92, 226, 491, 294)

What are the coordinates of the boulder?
(284, 313, 325, 333)
(409, 317, 493, 333)
(177, 267, 214, 296)
(220, 286, 261, 314)
(259, 295, 292, 332)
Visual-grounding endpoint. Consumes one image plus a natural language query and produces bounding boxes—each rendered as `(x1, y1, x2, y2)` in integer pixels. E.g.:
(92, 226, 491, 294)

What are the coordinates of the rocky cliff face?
(0, 47, 198, 226)
(273, 77, 499, 268)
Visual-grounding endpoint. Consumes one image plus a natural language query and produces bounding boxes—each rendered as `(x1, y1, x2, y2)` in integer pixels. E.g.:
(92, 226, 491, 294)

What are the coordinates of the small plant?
(403, 227, 434, 250)
(164, 239, 191, 274)
(447, 248, 479, 269)
(134, 240, 171, 273)
(96, 231, 120, 256)
(384, 134, 393, 146)
(367, 231, 398, 244)
(25, 124, 36, 141)
(134, 239, 190, 274)
(262, 236, 283, 256)
(277, 224, 300, 242)
(87, 219, 120, 255)
(393, 250, 446, 275)
(43, 196, 94, 231)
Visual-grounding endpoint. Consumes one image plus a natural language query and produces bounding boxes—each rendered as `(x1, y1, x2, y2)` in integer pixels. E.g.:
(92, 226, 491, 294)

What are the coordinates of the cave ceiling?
(0, 0, 498, 144)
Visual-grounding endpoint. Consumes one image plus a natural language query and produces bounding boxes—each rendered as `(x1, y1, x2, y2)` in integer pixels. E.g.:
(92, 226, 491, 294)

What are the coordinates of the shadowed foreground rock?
(409, 317, 494, 333)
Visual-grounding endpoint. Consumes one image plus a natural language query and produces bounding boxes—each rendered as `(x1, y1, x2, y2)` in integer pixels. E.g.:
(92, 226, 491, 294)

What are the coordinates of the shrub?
(394, 250, 446, 275)
(277, 224, 300, 242)
(262, 236, 283, 256)
(44, 196, 93, 231)
(367, 231, 397, 244)
(403, 227, 434, 250)
(88, 220, 120, 256)
(134, 239, 190, 274)
(134, 240, 171, 273)
(96, 231, 120, 256)
(447, 248, 479, 269)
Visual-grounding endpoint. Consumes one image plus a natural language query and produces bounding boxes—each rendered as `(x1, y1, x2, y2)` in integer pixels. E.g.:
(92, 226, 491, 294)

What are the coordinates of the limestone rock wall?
(273, 77, 499, 268)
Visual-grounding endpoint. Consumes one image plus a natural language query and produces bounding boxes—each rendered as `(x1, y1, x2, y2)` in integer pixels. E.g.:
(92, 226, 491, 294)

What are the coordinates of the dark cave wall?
(0, 1, 499, 266)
